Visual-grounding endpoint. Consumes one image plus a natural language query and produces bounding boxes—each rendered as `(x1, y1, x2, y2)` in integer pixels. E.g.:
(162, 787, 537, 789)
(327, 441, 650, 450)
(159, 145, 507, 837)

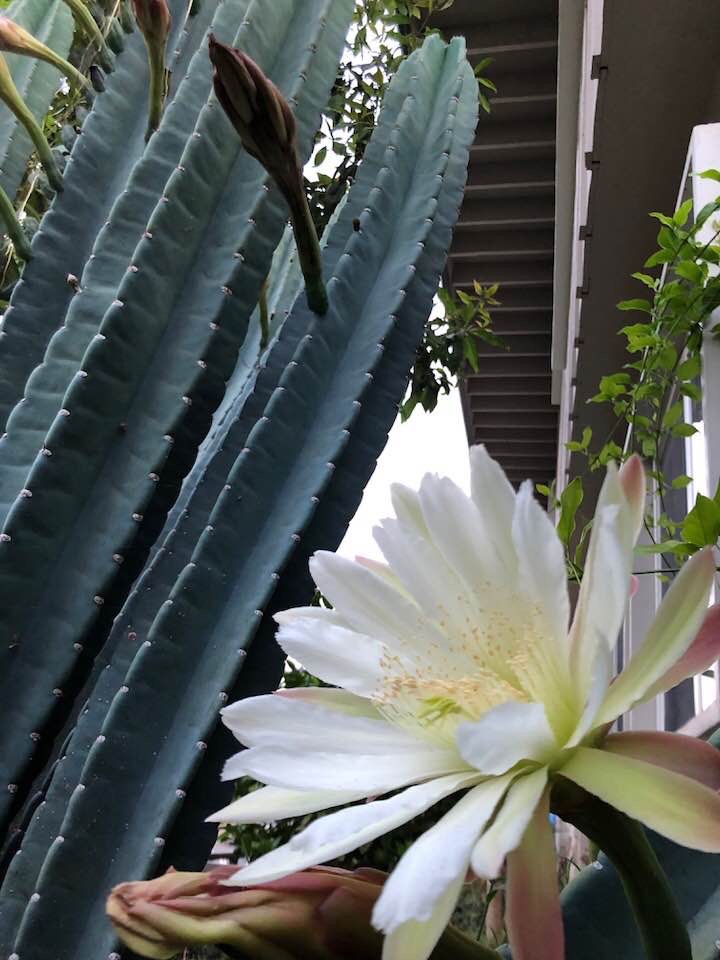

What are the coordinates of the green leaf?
(676, 354, 701, 380)
(671, 422, 698, 438)
(556, 477, 584, 546)
(662, 402, 683, 428)
(635, 539, 688, 555)
(644, 248, 675, 268)
(673, 198, 694, 226)
(674, 259, 703, 283)
(617, 298, 652, 313)
(671, 474, 692, 489)
(657, 224, 677, 250)
(650, 211, 675, 228)
(682, 493, 720, 547)
(631, 271, 658, 290)
(597, 441, 623, 464)
(462, 335, 479, 371)
(680, 381, 702, 401)
(641, 436, 657, 458)
(698, 168, 720, 182)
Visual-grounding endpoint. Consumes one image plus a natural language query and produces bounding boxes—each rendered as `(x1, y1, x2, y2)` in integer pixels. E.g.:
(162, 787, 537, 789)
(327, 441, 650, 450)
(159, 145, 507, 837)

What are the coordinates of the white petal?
(512, 481, 570, 652)
(274, 608, 384, 697)
(594, 548, 715, 726)
(355, 554, 405, 591)
(381, 876, 466, 960)
(221, 693, 419, 753)
(274, 686, 378, 717)
(471, 767, 548, 879)
(227, 772, 480, 885)
(417, 473, 502, 589)
(457, 702, 557, 774)
(223, 745, 464, 793)
(566, 641, 613, 748)
(569, 463, 637, 690)
(373, 775, 513, 933)
(309, 552, 443, 658)
(207, 785, 365, 824)
(390, 482, 431, 538)
(373, 516, 463, 623)
(469, 444, 517, 573)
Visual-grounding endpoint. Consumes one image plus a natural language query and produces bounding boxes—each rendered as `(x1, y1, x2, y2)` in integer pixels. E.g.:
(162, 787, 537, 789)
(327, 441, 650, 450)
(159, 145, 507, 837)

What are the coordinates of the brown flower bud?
(208, 35, 329, 314)
(130, 0, 170, 138)
(131, 0, 170, 46)
(208, 35, 299, 199)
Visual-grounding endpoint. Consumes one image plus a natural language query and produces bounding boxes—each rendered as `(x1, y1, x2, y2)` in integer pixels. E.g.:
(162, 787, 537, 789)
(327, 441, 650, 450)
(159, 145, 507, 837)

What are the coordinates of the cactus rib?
(0, 0, 192, 431)
(8, 35, 470, 960)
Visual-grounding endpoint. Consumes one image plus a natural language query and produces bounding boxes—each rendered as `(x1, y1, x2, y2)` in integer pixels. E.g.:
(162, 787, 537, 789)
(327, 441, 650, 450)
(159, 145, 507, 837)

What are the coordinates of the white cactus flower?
(210, 447, 720, 960)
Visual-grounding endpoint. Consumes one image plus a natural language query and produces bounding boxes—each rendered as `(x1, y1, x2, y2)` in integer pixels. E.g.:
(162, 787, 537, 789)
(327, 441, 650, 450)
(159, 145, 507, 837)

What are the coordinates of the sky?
(314, 27, 472, 565)
(338, 385, 471, 561)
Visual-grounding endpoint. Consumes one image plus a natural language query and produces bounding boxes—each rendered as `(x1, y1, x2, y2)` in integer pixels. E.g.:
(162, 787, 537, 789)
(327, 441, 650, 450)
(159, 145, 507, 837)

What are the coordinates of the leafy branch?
(557, 178, 720, 572)
(401, 281, 505, 420)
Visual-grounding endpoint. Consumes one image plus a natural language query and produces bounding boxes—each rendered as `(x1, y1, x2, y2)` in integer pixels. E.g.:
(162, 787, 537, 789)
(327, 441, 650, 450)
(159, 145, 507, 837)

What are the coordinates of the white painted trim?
(555, 0, 605, 487)
(551, 0, 585, 403)
(678, 700, 720, 739)
(689, 125, 720, 495)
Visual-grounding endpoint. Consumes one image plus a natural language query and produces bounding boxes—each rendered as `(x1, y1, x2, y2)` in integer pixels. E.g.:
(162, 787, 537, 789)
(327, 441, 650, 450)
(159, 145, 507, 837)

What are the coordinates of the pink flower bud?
(107, 865, 385, 960)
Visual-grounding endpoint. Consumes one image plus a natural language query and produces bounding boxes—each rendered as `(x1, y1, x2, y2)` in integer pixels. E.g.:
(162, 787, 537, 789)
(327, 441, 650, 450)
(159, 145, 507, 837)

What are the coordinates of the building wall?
(553, 2, 720, 736)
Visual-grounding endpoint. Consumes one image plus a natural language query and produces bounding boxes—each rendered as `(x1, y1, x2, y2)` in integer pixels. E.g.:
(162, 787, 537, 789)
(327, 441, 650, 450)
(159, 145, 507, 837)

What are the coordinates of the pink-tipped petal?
(643, 603, 720, 701)
(561, 747, 720, 852)
(604, 731, 720, 790)
(505, 789, 564, 960)
(594, 548, 716, 726)
(618, 454, 645, 539)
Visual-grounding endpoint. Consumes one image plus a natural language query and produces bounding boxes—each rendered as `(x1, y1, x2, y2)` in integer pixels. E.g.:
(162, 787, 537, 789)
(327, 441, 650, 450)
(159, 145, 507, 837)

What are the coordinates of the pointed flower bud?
(107, 865, 385, 960)
(131, 0, 170, 139)
(208, 35, 297, 190)
(208, 35, 328, 315)
(131, 0, 170, 47)
(0, 17, 88, 89)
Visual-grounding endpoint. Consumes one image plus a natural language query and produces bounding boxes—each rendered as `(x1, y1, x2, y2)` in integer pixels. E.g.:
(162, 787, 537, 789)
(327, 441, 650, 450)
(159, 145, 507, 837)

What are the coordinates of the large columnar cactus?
(0, 0, 477, 956)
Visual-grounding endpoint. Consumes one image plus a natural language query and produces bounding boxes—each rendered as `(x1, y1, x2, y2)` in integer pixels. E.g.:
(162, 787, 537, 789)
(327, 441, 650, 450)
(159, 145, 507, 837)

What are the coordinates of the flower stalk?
(0, 54, 63, 191)
(131, 0, 171, 140)
(0, 17, 88, 90)
(60, 0, 114, 73)
(208, 35, 328, 315)
(0, 182, 31, 260)
(552, 776, 691, 960)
